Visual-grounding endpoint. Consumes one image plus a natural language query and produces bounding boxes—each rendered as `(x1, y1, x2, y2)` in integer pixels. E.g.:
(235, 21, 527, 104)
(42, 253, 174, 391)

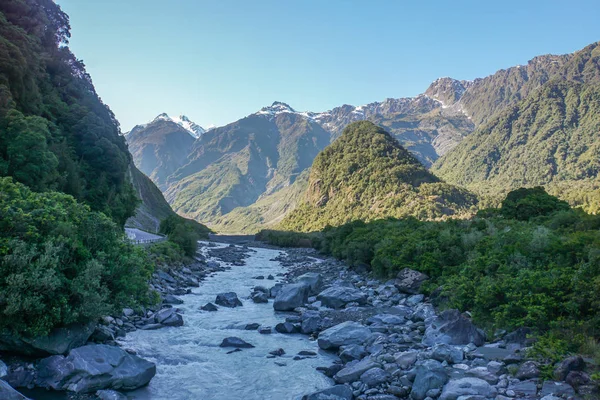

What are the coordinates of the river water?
(121, 243, 335, 400)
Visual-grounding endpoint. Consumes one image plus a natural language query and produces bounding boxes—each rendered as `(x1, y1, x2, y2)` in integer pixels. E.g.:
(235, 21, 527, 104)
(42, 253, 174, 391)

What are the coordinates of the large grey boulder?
(273, 283, 309, 311)
(0, 380, 29, 400)
(553, 355, 585, 381)
(411, 361, 449, 400)
(516, 360, 540, 380)
(215, 292, 243, 308)
(394, 268, 428, 294)
(0, 323, 95, 356)
(296, 273, 323, 294)
(430, 343, 464, 364)
(318, 321, 371, 350)
(423, 309, 485, 346)
(540, 381, 576, 398)
(360, 367, 391, 386)
(316, 286, 367, 309)
(334, 358, 380, 383)
(153, 308, 183, 327)
(36, 344, 156, 393)
(302, 384, 353, 400)
(219, 337, 254, 348)
(439, 377, 496, 400)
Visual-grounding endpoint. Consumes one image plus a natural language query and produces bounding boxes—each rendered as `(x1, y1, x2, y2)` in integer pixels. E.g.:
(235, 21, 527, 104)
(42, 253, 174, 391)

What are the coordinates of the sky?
(56, 0, 600, 132)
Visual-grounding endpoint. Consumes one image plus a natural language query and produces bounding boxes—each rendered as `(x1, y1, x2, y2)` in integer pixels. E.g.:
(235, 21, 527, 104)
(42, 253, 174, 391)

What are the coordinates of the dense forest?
(279, 121, 477, 232)
(261, 187, 600, 360)
(0, 0, 209, 339)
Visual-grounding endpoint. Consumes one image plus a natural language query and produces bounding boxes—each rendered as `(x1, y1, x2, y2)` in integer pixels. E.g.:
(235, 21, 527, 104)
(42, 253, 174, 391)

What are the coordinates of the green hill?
(279, 121, 477, 232)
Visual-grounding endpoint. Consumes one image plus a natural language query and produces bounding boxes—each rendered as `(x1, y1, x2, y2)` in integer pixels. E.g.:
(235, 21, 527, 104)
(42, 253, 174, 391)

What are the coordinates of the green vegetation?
(0, 178, 155, 337)
(262, 188, 600, 346)
(0, 1, 139, 225)
(159, 214, 211, 257)
(279, 121, 477, 232)
(434, 77, 600, 214)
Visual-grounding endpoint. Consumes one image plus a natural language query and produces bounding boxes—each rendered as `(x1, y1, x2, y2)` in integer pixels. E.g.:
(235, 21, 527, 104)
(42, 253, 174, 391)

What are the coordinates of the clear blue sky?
(56, 0, 600, 132)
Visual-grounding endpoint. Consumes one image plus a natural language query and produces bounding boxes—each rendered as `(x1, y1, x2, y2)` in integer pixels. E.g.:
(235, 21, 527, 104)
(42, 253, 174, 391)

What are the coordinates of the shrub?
(0, 177, 154, 337)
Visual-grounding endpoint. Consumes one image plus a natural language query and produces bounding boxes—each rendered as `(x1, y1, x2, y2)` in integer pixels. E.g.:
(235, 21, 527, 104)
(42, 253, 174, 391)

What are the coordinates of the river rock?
(154, 308, 184, 327)
(245, 323, 260, 330)
(439, 377, 495, 400)
(215, 292, 243, 308)
(302, 384, 353, 400)
(360, 367, 391, 386)
(318, 321, 371, 350)
(273, 283, 309, 311)
(258, 326, 272, 334)
(36, 344, 156, 393)
(296, 273, 323, 294)
(163, 294, 183, 305)
(553, 355, 585, 381)
(334, 358, 380, 383)
(394, 351, 418, 369)
(251, 291, 268, 303)
(219, 337, 255, 348)
(411, 361, 449, 400)
(394, 268, 428, 294)
(507, 379, 537, 397)
(0, 380, 29, 400)
(565, 370, 591, 389)
(91, 326, 115, 343)
(430, 343, 464, 364)
(201, 302, 218, 311)
(423, 309, 486, 346)
(339, 345, 367, 363)
(540, 381, 576, 397)
(0, 322, 95, 356)
(275, 322, 298, 334)
(516, 360, 541, 380)
(301, 311, 322, 334)
(96, 389, 128, 400)
(316, 286, 367, 309)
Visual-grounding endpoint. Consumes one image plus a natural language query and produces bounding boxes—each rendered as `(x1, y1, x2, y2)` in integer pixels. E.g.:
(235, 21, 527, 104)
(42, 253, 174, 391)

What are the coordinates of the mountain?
(126, 114, 197, 189)
(432, 42, 600, 211)
(278, 121, 477, 232)
(164, 105, 330, 223)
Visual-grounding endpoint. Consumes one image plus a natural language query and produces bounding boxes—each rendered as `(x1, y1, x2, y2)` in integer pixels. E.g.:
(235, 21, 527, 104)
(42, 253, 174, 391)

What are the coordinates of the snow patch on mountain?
(153, 113, 205, 138)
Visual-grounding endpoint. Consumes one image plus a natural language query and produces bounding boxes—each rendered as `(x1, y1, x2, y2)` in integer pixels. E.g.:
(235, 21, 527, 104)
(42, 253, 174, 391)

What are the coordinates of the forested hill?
(0, 0, 136, 224)
(279, 121, 477, 232)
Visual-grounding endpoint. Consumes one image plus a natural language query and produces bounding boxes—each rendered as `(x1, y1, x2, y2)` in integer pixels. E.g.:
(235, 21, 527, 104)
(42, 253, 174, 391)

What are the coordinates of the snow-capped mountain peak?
(256, 101, 297, 117)
(152, 113, 205, 138)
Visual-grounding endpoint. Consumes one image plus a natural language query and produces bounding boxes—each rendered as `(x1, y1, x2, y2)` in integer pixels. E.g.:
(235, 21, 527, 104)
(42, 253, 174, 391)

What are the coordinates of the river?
(119, 242, 336, 400)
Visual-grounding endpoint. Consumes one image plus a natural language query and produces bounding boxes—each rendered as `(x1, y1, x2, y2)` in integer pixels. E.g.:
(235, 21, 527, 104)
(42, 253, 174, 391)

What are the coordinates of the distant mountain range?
(126, 41, 600, 232)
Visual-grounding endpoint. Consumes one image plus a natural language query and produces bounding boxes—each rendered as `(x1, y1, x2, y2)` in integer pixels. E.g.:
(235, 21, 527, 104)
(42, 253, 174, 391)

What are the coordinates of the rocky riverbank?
(1, 242, 598, 399)
(264, 248, 598, 400)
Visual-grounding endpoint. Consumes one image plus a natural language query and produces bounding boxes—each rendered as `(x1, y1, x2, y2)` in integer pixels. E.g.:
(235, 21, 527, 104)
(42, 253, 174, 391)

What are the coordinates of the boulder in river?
(215, 292, 243, 308)
(394, 268, 428, 294)
(422, 309, 485, 346)
(0, 380, 29, 400)
(273, 283, 309, 311)
(334, 357, 380, 383)
(219, 337, 255, 348)
(154, 308, 184, 327)
(201, 302, 218, 312)
(36, 344, 156, 393)
(317, 321, 371, 350)
(275, 322, 299, 334)
(251, 291, 269, 303)
(96, 389, 128, 400)
(316, 286, 367, 309)
(163, 294, 184, 305)
(302, 384, 353, 400)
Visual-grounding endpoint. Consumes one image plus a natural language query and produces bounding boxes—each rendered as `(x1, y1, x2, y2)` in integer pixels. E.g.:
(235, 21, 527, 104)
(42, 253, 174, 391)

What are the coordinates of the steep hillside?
(165, 105, 330, 223)
(433, 80, 600, 211)
(126, 163, 177, 232)
(279, 121, 477, 232)
(126, 115, 197, 189)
